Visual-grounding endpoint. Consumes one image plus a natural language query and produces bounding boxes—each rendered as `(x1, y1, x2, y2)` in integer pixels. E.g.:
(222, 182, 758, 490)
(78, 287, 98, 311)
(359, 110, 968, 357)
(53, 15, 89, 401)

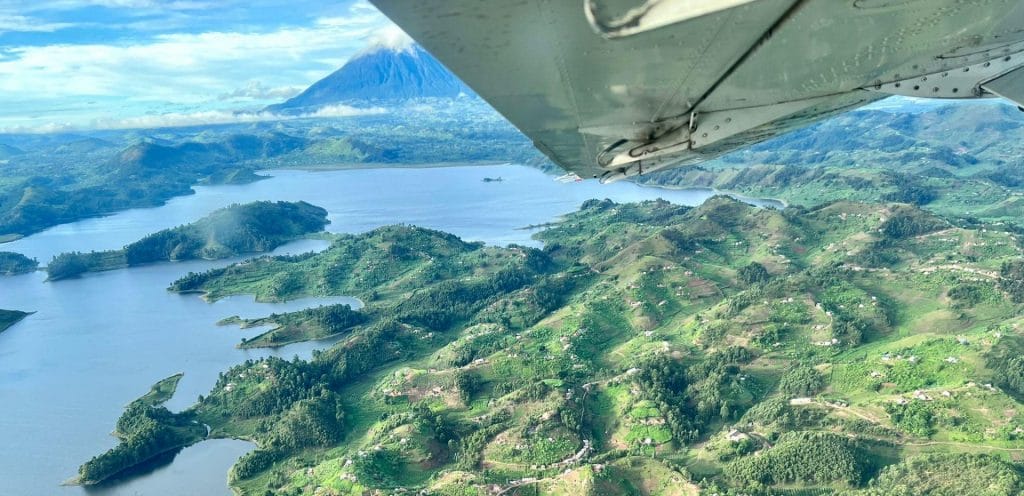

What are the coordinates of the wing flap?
(982, 66, 1024, 107)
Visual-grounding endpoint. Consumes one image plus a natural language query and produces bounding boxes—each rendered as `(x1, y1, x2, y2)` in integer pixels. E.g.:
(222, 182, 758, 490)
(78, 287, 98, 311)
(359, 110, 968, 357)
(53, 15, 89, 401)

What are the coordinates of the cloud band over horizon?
(0, 0, 397, 132)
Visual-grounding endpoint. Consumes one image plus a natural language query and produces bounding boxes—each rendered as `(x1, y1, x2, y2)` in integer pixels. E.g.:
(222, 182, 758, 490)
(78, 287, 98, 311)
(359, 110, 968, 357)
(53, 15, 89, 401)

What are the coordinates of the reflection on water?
(82, 439, 256, 496)
(0, 164, 781, 495)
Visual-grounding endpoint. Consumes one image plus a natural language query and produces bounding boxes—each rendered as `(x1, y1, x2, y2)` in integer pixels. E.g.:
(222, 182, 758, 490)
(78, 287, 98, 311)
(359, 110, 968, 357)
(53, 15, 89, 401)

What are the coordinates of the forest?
(76, 374, 206, 485)
(0, 251, 37, 275)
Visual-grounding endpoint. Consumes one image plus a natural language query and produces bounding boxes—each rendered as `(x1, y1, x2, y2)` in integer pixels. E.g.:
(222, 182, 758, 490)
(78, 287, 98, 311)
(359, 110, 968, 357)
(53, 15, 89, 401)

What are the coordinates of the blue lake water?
(0, 164, 780, 495)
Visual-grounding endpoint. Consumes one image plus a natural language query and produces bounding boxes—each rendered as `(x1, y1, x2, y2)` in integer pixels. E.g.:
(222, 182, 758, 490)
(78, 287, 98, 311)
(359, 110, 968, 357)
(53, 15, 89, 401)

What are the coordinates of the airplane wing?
(370, 0, 1024, 182)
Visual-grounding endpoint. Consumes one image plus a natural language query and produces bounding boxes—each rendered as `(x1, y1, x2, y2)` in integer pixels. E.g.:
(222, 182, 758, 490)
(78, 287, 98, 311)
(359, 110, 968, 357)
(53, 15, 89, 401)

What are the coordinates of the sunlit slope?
(78, 197, 1024, 494)
(641, 103, 1024, 224)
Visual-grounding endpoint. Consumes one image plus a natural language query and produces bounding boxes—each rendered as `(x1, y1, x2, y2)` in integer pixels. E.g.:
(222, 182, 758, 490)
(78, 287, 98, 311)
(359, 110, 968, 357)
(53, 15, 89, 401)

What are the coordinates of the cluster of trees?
(211, 359, 328, 420)
(985, 336, 1024, 400)
(265, 391, 346, 450)
(848, 207, 949, 267)
(633, 347, 755, 444)
(844, 209, 947, 269)
(882, 183, 937, 206)
(249, 303, 367, 346)
(738, 262, 771, 285)
(948, 282, 990, 307)
(0, 251, 37, 275)
(168, 267, 227, 292)
(351, 448, 403, 488)
(725, 432, 867, 486)
(452, 370, 483, 401)
(742, 397, 824, 430)
(881, 173, 938, 206)
(395, 262, 545, 332)
(883, 400, 936, 438)
(983, 167, 1024, 188)
(778, 364, 825, 397)
(313, 319, 414, 387)
(310, 304, 364, 334)
(878, 209, 946, 240)
(78, 402, 203, 484)
(46, 251, 108, 280)
(446, 331, 511, 368)
(232, 449, 282, 480)
(999, 260, 1024, 303)
(860, 453, 1024, 495)
(212, 360, 348, 481)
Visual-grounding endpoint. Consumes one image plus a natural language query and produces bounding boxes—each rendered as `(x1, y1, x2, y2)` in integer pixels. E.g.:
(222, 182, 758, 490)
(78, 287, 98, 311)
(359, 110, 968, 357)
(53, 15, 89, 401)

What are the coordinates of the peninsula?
(46, 201, 329, 281)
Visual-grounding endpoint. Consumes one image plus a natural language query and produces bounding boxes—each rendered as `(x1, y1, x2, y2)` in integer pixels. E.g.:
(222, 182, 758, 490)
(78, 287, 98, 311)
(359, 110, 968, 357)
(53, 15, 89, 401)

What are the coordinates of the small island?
(0, 309, 31, 334)
(74, 373, 206, 486)
(226, 303, 366, 349)
(0, 251, 38, 275)
(46, 201, 329, 281)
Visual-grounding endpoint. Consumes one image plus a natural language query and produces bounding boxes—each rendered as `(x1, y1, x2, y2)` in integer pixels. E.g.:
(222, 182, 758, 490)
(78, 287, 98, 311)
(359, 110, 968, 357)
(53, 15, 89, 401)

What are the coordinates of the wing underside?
(371, 0, 1024, 180)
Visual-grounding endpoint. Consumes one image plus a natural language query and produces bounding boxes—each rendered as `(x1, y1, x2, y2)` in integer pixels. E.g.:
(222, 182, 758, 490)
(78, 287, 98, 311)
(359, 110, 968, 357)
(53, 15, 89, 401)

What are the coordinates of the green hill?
(64, 197, 1021, 495)
(639, 102, 1024, 224)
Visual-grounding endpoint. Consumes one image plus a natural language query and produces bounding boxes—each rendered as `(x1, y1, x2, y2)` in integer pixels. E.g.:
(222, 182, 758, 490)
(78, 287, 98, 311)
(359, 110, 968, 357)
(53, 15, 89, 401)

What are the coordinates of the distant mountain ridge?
(267, 44, 473, 113)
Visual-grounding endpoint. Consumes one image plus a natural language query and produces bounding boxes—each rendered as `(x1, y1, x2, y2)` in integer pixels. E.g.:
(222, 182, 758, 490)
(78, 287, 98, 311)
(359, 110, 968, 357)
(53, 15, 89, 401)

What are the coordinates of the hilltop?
(74, 197, 1024, 495)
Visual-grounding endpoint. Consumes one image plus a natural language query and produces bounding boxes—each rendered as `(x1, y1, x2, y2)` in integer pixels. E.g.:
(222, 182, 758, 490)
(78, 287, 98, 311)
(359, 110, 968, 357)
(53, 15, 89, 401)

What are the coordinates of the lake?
(0, 164, 781, 495)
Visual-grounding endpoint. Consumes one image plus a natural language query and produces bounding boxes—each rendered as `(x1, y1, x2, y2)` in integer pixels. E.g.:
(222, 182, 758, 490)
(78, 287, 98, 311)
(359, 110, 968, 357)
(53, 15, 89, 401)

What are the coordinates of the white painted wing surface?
(371, 0, 1024, 181)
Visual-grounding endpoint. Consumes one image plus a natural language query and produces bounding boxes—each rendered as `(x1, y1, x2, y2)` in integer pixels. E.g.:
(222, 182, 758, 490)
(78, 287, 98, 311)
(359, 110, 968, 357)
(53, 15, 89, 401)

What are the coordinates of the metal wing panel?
(370, 0, 797, 177)
(700, 0, 1024, 111)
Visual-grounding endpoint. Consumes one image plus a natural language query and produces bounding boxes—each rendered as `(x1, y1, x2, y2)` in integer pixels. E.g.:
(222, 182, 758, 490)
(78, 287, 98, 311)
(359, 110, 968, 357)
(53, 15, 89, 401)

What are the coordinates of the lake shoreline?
(0, 163, 790, 495)
(282, 159, 508, 171)
(70, 373, 208, 488)
(0, 309, 34, 334)
(637, 182, 790, 209)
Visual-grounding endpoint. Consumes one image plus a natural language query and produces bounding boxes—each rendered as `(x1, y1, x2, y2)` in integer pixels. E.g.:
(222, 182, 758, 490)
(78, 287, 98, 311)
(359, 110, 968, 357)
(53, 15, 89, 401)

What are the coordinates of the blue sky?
(0, 0, 395, 132)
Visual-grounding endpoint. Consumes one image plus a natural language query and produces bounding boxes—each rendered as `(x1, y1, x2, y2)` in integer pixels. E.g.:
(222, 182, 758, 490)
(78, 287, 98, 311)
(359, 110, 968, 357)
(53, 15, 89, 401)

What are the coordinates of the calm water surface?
(0, 164, 780, 495)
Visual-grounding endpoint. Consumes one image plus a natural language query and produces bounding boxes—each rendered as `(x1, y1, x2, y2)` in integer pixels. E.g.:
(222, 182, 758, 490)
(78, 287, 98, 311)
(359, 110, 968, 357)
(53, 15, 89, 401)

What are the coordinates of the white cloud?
(0, 105, 387, 133)
(218, 81, 303, 101)
(308, 104, 384, 118)
(0, 4, 390, 104)
(0, 1, 411, 131)
(20, 0, 215, 10)
(0, 14, 75, 33)
(356, 24, 413, 55)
